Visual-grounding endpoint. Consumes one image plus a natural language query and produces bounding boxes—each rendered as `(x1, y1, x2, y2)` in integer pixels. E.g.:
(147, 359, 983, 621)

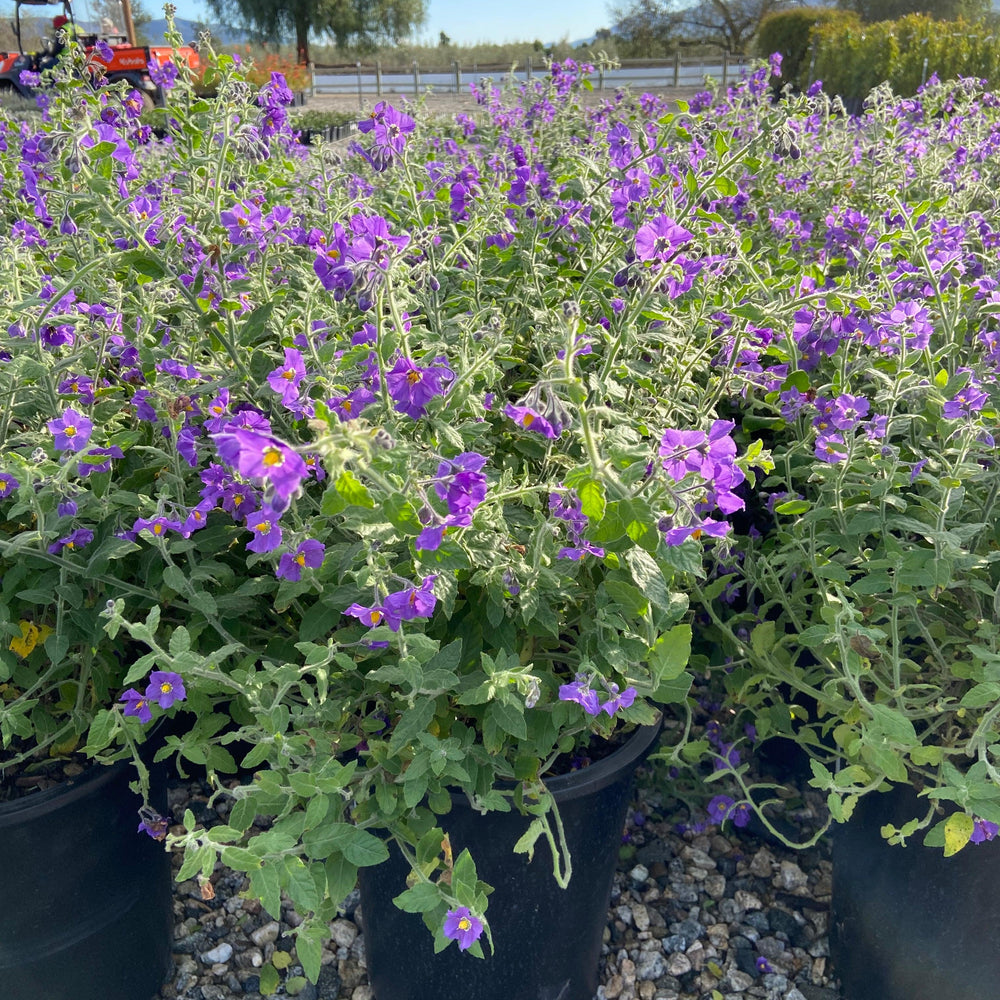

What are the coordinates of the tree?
(611, 0, 799, 54)
(438, 29, 450, 46)
(205, 0, 427, 64)
(608, 0, 675, 55)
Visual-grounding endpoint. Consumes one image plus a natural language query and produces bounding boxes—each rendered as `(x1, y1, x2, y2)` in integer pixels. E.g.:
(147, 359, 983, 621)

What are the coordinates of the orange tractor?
(0, 0, 200, 109)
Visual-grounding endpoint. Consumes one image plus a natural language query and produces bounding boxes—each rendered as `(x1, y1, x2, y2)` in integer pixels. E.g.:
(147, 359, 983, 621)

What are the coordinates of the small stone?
(202, 942, 234, 964)
(633, 904, 651, 932)
(727, 970, 754, 992)
(704, 874, 727, 899)
(630, 863, 651, 885)
(680, 846, 716, 870)
(734, 890, 763, 912)
(329, 918, 358, 949)
(351, 987, 373, 1000)
(617, 904, 634, 926)
(784, 989, 807, 1000)
(604, 973, 624, 999)
(635, 951, 666, 980)
(250, 921, 281, 948)
(775, 861, 809, 891)
(665, 951, 691, 976)
(211, 962, 229, 976)
(638, 981, 656, 1000)
(707, 923, 729, 948)
(749, 848, 775, 878)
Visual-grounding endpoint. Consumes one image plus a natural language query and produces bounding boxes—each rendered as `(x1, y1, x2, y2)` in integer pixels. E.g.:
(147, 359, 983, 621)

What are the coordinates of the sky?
(129, 0, 613, 45)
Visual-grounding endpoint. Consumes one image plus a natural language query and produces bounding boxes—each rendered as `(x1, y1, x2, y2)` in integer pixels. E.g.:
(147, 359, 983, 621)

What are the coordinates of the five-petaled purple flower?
(635, 214, 694, 262)
(214, 427, 309, 500)
(0, 473, 19, 498)
(120, 688, 153, 724)
(443, 906, 484, 951)
(505, 404, 561, 438)
(146, 670, 186, 708)
(385, 356, 454, 419)
(277, 539, 326, 581)
(48, 408, 93, 452)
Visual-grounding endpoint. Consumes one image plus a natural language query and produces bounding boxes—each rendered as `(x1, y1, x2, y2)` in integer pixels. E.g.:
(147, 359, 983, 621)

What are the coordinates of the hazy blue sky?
(149, 0, 614, 45)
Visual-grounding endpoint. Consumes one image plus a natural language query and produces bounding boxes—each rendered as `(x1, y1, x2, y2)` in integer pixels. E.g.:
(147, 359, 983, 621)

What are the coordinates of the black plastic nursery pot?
(358, 720, 662, 1000)
(831, 784, 1000, 1000)
(0, 760, 173, 1000)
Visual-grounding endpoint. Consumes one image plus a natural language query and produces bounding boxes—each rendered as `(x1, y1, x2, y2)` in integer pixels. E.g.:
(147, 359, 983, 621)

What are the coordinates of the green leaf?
(868, 704, 918, 745)
(83, 708, 118, 755)
(162, 564, 188, 594)
(393, 881, 442, 913)
(388, 699, 436, 754)
(251, 861, 283, 919)
(486, 699, 527, 740)
(324, 855, 359, 905)
(258, 963, 280, 996)
(625, 547, 673, 615)
(750, 621, 775, 658)
(648, 625, 691, 683)
(169, 625, 191, 656)
(335, 470, 375, 508)
(283, 857, 320, 913)
(715, 175, 739, 197)
(578, 479, 606, 522)
(295, 919, 328, 984)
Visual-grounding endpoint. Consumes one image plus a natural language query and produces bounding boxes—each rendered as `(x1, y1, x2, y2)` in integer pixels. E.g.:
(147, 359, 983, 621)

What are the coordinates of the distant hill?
(142, 16, 248, 46)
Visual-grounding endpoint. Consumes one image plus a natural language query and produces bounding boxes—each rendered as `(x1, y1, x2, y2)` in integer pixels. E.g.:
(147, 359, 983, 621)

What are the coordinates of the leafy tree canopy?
(205, 0, 426, 63)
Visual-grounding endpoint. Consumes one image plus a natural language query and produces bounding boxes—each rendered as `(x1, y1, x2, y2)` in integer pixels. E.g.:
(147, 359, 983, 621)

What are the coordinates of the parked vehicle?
(0, 0, 199, 108)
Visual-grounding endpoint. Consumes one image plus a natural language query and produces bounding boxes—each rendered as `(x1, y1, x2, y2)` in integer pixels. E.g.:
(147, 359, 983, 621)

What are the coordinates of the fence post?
(808, 35, 817, 85)
(413, 59, 419, 97)
(920, 55, 928, 87)
(599, 63, 604, 90)
(722, 51, 728, 87)
(673, 51, 680, 87)
(375, 59, 382, 96)
(356, 61, 362, 109)
(453, 59, 460, 93)
(526, 55, 532, 81)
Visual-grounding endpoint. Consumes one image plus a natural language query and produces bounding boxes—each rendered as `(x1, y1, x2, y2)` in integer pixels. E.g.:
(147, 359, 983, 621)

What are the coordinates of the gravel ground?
(153, 775, 843, 1000)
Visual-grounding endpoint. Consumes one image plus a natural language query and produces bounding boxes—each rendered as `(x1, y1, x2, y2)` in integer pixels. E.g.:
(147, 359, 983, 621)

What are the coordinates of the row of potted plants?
(3, 21, 1000, 1000)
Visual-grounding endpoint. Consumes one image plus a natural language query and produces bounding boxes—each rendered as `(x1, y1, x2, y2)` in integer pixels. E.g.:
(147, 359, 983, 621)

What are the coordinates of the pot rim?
(0, 759, 127, 824)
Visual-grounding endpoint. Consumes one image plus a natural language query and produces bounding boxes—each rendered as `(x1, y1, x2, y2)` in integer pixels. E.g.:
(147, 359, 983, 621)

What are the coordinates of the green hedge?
(754, 8, 860, 92)
(811, 14, 1000, 100)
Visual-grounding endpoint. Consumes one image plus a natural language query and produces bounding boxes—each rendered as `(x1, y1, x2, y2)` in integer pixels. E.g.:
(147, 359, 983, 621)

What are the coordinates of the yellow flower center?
(160, 682, 172, 694)
(255, 520, 271, 534)
(262, 446, 284, 467)
(406, 370, 422, 385)
(282, 368, 296, 381)
(65, 425, 77, 437)
(522, 412, 535, 427)
(295, 553, 306, 567)
(458, 918, 471, 931)
(371, 610, 382, 624)
(153, 523, 164, 534)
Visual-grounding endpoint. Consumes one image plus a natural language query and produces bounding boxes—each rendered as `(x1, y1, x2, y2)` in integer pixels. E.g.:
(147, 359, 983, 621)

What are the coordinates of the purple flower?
(505, 404, 561, 438)
(559, 674, 601, 715)
(344, 602, 397, 630)
(943, 379, 988, 420)
(432, 452, 488, 516)
(815, 432, 848, 463)
(635, 215, 693, 262)
(277, 539, 326, 581)
(137, 807, 168, 840)
(707, 795, 736, 824)
(971, 818, 999, 844)
(756, 956, 773, 975)
(213, 428, 308, 500)
(0, 473, 18, 498)
(48, 408, 93, 452)
(600, 683, 637, 717)
(385, 356, 454, 419)
(267, 347, 307, 403)
(663, 518, 731, 546)
(383, 575, 438, 623)
(148, 59, 177, 90)
(133, 516, 181, 539)
(245, 508, 283, 553)
(442, 906, 484, 951)
(120, 688, 153, 724)
(47, 527, 94, 555)
(145, 671, 186, 709)
(78, 445, 124, 477)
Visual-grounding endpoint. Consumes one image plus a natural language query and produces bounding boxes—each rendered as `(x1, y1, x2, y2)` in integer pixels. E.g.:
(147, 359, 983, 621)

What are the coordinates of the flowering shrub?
(0, 21, 787, 981)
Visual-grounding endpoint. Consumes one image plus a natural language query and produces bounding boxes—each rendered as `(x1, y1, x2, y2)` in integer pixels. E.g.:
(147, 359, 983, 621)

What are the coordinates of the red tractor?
(0, 0, 200, 109)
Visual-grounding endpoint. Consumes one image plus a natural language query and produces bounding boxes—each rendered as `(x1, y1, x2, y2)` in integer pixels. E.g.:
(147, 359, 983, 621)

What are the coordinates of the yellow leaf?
(944, 812, 974, 857)
(9, 621, 39, 658)
(271, 950, 292, 970)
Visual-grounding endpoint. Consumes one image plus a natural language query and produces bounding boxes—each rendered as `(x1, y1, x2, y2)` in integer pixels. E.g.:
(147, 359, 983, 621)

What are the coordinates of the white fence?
(307, 55, 750, 102)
